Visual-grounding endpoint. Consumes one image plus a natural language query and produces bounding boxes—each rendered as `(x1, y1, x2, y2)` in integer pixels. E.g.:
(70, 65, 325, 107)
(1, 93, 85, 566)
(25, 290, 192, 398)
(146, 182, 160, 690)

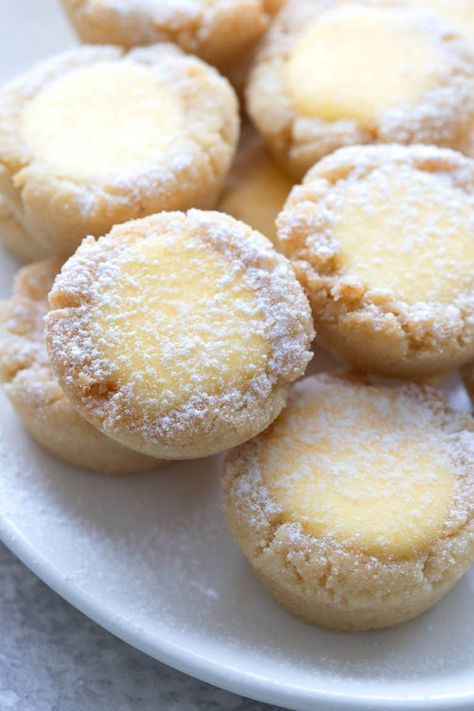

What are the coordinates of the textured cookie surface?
(223, 373, 474, 631)
(46, 210, 314, 460)
(278, 143, 474, 377)
(0, 259, 159, 473)
(0, 44, 239, 255)
(61, 0, 284, 68)
(247, 0, 474, 178)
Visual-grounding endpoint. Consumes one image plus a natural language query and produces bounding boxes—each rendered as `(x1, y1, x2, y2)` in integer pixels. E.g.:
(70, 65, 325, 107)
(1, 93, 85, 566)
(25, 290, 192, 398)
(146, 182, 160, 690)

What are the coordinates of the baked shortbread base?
(246, 0, 474, 179)
(278, 144, 474, 378)
(0, 194, 48, 263)
(0, 259, 160, 474)
(223, 373, 474, 631)
(61, 0, 284, 69)
(0, 44, 239, 256)
(45, 210, 314, 460)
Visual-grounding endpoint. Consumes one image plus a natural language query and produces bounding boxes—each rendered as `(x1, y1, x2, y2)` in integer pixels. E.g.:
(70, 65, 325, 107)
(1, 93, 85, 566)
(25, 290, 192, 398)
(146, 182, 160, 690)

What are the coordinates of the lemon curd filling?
(95, 233, 269, 406)
(285, 4, 442, 125)
(219, 154, 292, 246)
(21, 62, 183, 180)
(262, 380, 455, 558)
(330, 168, 474, 304)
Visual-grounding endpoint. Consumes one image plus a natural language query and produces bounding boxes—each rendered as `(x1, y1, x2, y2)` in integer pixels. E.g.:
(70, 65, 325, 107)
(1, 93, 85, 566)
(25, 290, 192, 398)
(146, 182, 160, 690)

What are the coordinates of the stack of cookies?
(0, 0, 473, 633)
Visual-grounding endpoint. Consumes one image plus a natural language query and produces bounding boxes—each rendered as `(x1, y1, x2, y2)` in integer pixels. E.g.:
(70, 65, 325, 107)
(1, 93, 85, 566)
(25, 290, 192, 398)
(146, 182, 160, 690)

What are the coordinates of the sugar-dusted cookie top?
(0, 258, 159, 473)
(61, 0, 285, 69)
(0, 44, 239, 255)
(247, 0, 474, 178)
(46, 210, 314, 460)
(278, 143, 474, 377)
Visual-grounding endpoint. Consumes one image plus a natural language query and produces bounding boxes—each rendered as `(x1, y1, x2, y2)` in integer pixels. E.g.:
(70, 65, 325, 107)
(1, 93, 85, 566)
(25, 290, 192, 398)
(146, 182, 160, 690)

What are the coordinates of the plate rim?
(1, 3, 473, 704)
(1, 511, 474, 711)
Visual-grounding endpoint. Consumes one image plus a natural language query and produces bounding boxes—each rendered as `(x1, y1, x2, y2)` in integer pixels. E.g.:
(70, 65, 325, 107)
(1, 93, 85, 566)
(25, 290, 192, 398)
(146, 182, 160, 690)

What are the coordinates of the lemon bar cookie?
(45, 210, 314, 460)
(278, 144, 474, 378)
(61, 0, 284, 70)
(0, 259, 160, 473)
(0, 44, 239, 256)
(0, 194, 48, 263)
(247, 0, 474, 179)
(223, 373, 474, 631)
(219, 127, 293, 247)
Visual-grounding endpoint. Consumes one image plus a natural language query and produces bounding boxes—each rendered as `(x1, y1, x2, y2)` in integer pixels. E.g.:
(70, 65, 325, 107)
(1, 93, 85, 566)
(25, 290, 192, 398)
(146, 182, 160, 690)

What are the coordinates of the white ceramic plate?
(1, 2, 474, 709)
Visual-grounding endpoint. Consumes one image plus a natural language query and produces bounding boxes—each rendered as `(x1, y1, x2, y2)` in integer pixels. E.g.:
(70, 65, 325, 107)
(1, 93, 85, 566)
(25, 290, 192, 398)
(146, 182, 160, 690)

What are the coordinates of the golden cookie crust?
(45, 210, 314, 460)
(246, 0, 474, 179)
(61, 0, 284, 69)
(0, 258, 159, 473)
(223, 373, 474, 631)
(278, 143, 474, 378)
(0, 194, 48, 263)
(0, 44, 239, 257)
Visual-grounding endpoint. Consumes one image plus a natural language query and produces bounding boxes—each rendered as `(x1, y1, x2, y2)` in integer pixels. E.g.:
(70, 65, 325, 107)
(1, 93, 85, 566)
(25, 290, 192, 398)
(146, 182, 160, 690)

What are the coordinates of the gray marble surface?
(0, 543, 283, 711)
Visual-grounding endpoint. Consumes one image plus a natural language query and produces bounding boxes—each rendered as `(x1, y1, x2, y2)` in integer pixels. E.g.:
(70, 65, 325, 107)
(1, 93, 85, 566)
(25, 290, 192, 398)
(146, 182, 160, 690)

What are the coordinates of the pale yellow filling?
(96, 233, 268, 405)
(411, 0, 474, 44)
(21, 62, 183, 180)
(285, 4, 442, 124)
(332, 169, 474, 304)
(262, 379, 455, 558)
(219, 153, 292, 246)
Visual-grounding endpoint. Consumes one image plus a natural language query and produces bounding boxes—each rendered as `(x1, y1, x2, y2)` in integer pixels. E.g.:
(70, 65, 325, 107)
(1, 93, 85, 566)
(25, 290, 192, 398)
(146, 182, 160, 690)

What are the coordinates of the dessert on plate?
(0, 258, 160, 473)
(0, 44, 239, 256)
(247, 0, 474, 178)
(278, 143, 474, 377)
(223, 373, 474, 631)
(45, 210, 314, 460)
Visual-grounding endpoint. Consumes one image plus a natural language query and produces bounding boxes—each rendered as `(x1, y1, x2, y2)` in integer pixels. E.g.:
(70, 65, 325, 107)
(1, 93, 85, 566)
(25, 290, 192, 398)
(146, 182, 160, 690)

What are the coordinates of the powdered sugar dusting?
(0, 43, 238, 254)
(62, 0, 283, 67)
(46, 210, 314, 457)
(278, 144, 474, 371)
(227, 373, 474, 552)
(268, 375, 473, 547)
(247, 0, 474, 178)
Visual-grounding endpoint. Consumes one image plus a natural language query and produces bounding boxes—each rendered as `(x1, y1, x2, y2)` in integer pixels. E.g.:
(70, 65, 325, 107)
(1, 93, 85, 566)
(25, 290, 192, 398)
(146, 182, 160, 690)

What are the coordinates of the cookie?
(0, 44, 239, 256)
(61, 0, 284, 70)
(0, 259, 160, 473)
(278, 144, 474, 377)
(45, 210, 314, 460)
(223, 373, 474, 631)
(247, 0, 474, 178)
